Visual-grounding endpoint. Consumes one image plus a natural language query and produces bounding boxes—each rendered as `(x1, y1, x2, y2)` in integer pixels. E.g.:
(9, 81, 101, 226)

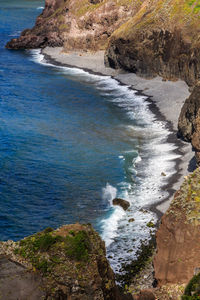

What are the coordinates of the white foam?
(29, 48, 181, 274)
(28, 49, 106, 83)
(135, 155, 142, 163)
(101, 184, 126, 247)
(102, 183, 117, 206)
(36, 6, 44, 10)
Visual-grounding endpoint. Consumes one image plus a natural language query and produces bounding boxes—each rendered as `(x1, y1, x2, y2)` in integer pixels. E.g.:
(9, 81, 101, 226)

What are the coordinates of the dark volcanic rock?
(113, 198, 130, 210)
(178, 82, 200, 164)
(178, 83, 200, 142)
(105, 0, 200, 87)
(105, 29, 200, 86)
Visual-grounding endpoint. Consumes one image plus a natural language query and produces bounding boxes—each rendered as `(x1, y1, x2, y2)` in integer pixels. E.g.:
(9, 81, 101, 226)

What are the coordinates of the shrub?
(65, 230, 90, 261)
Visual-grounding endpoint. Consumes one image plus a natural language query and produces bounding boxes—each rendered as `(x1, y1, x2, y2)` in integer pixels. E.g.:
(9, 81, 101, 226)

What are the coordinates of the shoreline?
(42, 47, 194, 216)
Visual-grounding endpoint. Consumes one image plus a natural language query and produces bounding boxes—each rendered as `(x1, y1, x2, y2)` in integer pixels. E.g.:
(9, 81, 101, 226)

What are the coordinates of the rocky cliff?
(105, 0, 200, 86)
(0, 223, 125, 300)
(154, 167, 200, 285)
(178, 82, 200, 165)
(6, 0, 142, 50)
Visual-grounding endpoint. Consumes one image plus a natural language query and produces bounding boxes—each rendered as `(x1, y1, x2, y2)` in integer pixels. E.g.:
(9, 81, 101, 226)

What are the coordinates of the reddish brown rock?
(154, 168, 200, 285)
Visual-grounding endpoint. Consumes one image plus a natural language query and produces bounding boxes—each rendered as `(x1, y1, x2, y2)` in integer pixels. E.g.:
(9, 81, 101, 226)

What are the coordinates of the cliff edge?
(105, 0, 200, 87)
(0, 223, 125, 300)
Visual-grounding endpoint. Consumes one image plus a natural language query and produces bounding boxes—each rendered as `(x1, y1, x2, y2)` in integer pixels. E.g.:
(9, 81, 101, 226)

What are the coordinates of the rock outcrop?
(0, 224, 125, 299)
(6, 0, 141, 50)
(105, 0, 200, 86)
(154, 168, 200, 285)
(178, 82, 200, 164)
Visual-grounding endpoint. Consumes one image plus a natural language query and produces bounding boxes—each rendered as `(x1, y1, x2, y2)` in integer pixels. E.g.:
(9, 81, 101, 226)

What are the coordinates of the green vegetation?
(146, 221, 155, 228)
(182, 273, 200, 299)
(112, 0, 200, 41)
(65, 230, 90, 261)
(14, 228, 91, 274)
(166, 168, 200, 224)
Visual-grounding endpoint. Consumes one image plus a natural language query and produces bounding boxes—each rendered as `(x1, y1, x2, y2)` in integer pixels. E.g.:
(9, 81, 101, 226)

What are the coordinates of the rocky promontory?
(0, 223, 127, 300)
(6, 0, 142, 50)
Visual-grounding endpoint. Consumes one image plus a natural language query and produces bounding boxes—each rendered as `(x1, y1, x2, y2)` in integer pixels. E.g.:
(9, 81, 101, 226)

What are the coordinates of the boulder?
(113, 198, 130, 210)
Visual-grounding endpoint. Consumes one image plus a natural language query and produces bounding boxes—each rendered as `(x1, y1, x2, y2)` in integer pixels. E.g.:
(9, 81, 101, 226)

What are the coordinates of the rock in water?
(0, 224, 126, 299)
(154, 168, 200, 285)
(113, 198, 130, 210)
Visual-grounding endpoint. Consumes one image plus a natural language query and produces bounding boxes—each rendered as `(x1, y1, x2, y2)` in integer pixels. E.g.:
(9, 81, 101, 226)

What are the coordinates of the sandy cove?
(42, 47, 194, 215)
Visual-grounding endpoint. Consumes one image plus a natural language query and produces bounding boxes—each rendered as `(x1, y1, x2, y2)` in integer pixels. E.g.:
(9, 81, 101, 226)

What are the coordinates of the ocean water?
(0, 0, 180, 273)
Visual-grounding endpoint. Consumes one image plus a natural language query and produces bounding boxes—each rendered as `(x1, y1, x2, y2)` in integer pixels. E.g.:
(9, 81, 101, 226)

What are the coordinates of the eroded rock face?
(154, 168, 200, 285)
(6, 0, 140, 50)
(0, 224, 125, 299)
(0, 256, 45, 300)
(178, 82, 200, 164)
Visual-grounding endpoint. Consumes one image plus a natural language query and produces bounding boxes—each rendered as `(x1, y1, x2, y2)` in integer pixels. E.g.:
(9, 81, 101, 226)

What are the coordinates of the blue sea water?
(0, 0, 180, 272)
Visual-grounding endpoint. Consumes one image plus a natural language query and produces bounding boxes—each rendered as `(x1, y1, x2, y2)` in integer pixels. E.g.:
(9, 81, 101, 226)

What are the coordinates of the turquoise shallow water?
(0, 0, 179, 273)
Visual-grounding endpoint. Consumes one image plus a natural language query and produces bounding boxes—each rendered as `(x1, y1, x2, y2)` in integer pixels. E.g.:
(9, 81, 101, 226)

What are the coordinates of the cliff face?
(6, 0, 141, 50)
(0, 224, 123, 300)
(178, 82, 200, 165)
(105, 0, 200, 86)
(154, 168, 200, 285)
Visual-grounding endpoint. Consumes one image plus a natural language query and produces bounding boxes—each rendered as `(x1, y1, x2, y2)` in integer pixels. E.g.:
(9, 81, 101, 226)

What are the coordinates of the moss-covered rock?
(0, 223, 124, 299)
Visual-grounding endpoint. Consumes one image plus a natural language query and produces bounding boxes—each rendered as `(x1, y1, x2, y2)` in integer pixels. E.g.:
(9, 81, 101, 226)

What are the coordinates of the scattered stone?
(161, 172, 166, 176)
(129, 218, 135, 222)
(146, 221, 155, 228)
(133, 289, 156, 300)
(113, 198, 130, 210)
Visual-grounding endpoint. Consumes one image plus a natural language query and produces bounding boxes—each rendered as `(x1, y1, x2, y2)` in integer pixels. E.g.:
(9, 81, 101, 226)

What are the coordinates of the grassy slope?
(112, 0, 200, 45)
